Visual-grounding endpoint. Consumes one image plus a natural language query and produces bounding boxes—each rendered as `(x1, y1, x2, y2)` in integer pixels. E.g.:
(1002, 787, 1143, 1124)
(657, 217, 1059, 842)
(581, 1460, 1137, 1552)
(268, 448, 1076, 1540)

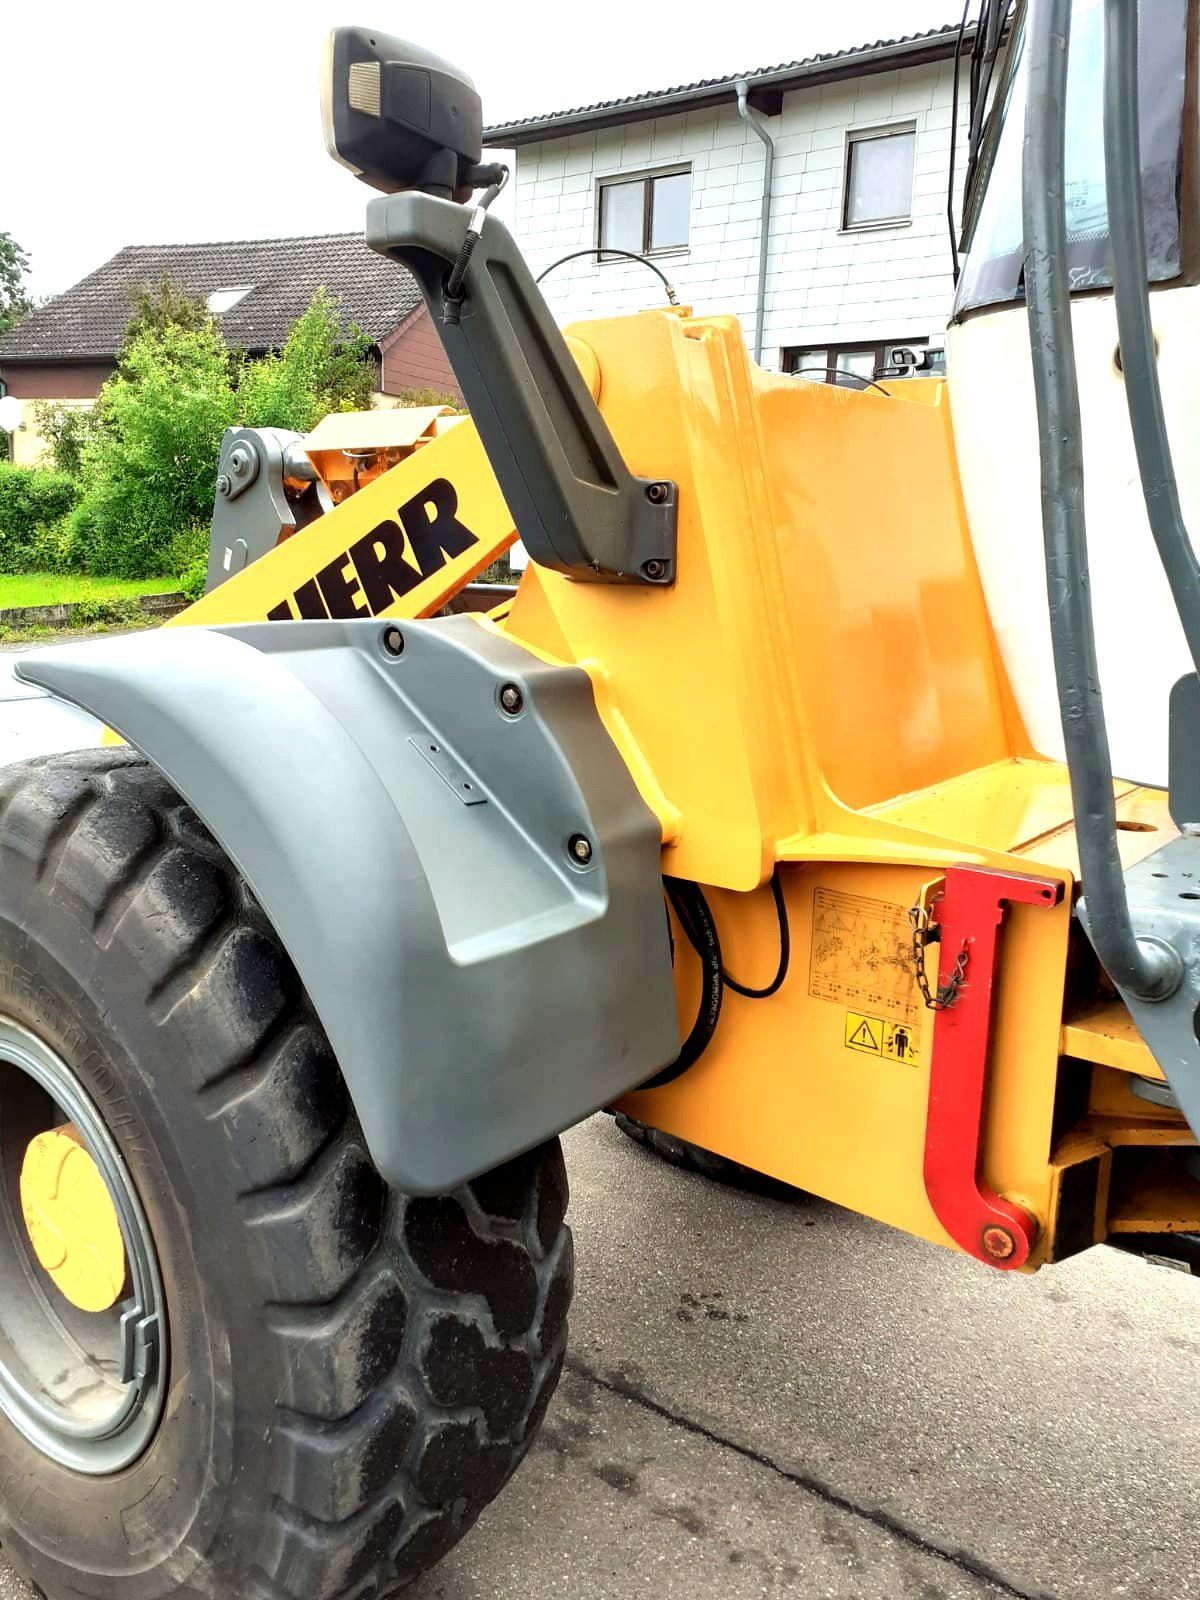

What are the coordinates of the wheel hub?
(20, 1124, 128, 1313)
(0, 1017, 167, 1473)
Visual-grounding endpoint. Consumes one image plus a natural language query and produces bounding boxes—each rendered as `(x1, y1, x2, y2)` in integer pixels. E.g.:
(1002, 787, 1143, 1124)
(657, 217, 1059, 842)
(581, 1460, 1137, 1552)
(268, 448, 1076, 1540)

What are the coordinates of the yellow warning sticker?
(883, 1020, 919, 1066)
(844, 1012, 920, 1065)
(844, 1011, 884, 1055)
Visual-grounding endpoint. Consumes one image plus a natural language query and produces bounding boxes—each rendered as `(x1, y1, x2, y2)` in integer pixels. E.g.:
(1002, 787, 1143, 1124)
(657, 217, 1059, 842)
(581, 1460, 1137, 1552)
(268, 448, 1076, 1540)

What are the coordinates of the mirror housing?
(321, 27, 484, 196)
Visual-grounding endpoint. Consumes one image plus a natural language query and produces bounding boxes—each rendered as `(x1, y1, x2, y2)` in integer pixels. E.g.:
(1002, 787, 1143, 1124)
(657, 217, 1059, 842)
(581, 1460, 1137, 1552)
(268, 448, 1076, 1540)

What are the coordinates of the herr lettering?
(265, 476, 481, 621)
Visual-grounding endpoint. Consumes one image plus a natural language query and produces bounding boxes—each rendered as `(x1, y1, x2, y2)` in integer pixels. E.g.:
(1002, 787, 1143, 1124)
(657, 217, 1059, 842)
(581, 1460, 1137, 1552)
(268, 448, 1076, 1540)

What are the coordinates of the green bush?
(29, 401, 106, 478)
(235, 288, 376, 432)
(76, 319, 237, 578)
(0, 463, 79, 572)
(63, 283, 377, 580)
(167, 523, 210, 602)
(69, 590, 144, 627)
(391, 387, 463, 410)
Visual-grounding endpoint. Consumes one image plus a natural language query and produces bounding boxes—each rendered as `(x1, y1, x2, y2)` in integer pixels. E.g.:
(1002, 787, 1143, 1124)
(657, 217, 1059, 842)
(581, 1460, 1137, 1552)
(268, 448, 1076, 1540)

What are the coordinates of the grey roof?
(485, 23, 971, 145)
(0, 233, 423, 365)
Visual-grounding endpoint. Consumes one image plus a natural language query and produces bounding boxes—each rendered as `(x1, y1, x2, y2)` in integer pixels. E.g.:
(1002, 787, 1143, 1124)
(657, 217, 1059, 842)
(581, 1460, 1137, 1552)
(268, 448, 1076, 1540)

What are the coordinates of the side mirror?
(320, 27, 485, 197)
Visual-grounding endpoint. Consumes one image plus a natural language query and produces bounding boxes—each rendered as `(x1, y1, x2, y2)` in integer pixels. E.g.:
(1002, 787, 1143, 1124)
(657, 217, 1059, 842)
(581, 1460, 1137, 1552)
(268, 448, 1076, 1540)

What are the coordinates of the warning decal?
(845, 1012, 883, 1054)
(843, 1011, 920, 1065)
(883, 1020, 918, 1065)
(809, 888, 921, 1031)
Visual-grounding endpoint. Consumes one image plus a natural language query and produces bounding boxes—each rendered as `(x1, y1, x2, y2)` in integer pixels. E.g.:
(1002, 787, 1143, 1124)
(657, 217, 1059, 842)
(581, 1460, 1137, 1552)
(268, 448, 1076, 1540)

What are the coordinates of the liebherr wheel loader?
(1, 1, 1198, 1593)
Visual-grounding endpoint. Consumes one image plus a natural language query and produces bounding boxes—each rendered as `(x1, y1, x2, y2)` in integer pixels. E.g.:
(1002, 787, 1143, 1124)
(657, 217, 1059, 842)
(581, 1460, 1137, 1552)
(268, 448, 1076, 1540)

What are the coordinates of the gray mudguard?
(16, 617, 680, 1192)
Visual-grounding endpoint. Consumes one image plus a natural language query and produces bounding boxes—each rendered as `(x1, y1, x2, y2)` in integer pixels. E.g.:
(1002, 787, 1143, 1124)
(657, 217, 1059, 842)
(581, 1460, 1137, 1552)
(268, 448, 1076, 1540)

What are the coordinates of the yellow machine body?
(172, 306, 1191, 1271)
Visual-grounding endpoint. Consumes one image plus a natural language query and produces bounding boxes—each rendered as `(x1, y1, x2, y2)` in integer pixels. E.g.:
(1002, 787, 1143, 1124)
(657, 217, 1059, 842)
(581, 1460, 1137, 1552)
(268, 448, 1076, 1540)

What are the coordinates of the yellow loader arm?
(174, 414, 516, 630)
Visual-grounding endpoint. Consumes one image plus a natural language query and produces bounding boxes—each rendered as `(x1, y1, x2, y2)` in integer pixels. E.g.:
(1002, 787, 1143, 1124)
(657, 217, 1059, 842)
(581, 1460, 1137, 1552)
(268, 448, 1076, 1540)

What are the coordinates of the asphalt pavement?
(2, 1113, 1197, 1599)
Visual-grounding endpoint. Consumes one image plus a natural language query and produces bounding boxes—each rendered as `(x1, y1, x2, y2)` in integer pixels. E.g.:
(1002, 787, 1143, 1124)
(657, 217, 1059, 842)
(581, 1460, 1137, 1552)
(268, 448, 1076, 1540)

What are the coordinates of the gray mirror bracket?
(366, 191, 677, 586)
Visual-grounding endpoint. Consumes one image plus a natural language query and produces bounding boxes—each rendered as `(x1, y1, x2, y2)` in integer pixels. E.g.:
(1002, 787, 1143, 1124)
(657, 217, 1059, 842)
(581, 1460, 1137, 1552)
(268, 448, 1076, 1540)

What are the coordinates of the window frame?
(595, 163, 692, 260)
(206, 286, 254, 314)
(782, 340, 943, 384)
(840, 121, 918, 233)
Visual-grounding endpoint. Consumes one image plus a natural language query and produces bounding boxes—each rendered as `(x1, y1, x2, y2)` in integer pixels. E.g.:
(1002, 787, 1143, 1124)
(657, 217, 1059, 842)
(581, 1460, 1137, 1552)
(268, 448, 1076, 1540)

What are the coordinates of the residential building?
(0, 234, 459, 464)
(485, 25, 973, 380)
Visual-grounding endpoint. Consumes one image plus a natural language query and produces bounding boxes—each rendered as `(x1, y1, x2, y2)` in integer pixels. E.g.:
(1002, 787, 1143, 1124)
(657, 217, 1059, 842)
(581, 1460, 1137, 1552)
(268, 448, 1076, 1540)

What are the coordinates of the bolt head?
(645, 481, 669, 504)
(641, 559, 667, 581)
(216, 473, 231, 497)
(230, 447, 252, 475)
(568, 833, 593, 866)
(382, 626, 404, 657)
(499, 683, 524, 715)
(981, 1224, 1016, 1261)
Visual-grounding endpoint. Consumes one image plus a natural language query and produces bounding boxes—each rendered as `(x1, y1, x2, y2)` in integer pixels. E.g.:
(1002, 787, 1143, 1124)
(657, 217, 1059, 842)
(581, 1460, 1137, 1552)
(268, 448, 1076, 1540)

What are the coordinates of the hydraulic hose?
(1102, 0, 1200, 675)
(1021, 0, 1179, 1000)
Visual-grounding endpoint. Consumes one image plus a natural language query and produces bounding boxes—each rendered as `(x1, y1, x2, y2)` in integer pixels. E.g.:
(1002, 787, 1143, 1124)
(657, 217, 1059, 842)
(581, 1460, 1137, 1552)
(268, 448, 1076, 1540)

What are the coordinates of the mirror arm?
(366, 191, 678, 586)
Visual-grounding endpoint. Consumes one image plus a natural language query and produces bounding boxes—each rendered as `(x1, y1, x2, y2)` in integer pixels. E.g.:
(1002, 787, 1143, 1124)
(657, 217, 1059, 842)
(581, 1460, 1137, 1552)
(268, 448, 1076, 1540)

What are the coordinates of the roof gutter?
(734, 80, 774, 366)
(484, 28, 974, 146)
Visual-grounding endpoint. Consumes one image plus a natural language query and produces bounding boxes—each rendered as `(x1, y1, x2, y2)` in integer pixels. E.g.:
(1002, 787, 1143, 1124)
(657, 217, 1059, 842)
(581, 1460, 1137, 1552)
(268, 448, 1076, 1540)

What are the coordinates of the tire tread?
(0, 750, 570, 1599)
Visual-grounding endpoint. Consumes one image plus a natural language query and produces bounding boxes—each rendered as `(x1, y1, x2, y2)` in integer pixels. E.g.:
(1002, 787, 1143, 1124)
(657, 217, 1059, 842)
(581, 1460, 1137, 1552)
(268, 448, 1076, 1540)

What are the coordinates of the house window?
(784, 341, 944, 385)
(598, 168, 691, 256)
(842, 125, 916, 229)
(206, 286, 253, 314)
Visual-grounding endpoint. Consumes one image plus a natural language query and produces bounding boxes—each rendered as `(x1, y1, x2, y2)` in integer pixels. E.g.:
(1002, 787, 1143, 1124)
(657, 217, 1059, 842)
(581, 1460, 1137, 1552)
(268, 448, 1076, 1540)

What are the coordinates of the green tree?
(62, 284, 377, 580)
(29, 400, 105, 477)
(236, 288, 376, 432)
(0, 232, 32, 336)
(124, 277, 213, 347)
(77, 318, 238, 577)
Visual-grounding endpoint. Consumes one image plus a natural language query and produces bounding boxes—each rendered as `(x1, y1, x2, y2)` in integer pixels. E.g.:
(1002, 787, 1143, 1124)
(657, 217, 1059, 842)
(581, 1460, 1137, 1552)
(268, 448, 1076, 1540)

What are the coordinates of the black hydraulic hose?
(534, 248, 679, 305)
(642, 880, 723, 1088)
(1102, 0, 1200, 676)
(723, 869, 791, 999)
(1022, 0, 1179, 1000)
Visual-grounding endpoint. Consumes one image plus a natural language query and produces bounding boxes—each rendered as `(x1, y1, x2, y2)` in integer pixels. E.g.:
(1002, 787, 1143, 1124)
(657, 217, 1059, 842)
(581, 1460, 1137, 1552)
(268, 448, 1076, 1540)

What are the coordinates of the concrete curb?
(0, 591, 186, 630)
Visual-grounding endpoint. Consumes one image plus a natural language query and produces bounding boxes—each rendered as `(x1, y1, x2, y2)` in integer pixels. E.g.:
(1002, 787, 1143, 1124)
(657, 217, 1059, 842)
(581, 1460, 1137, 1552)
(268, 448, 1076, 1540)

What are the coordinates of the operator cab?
(946, 0, 1196, 786)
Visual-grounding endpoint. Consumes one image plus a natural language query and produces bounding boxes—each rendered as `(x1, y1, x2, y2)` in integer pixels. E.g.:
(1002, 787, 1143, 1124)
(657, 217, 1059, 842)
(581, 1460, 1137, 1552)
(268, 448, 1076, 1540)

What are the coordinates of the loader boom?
(180, 413, 517, 628)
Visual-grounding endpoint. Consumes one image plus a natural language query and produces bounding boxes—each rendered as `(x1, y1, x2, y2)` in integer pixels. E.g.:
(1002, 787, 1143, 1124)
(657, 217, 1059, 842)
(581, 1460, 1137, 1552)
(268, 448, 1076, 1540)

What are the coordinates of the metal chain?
(908, 903, 969, 1011)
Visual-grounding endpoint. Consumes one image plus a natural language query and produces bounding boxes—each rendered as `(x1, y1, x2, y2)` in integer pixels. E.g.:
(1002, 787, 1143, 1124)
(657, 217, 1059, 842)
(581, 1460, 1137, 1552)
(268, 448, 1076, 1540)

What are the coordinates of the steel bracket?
(366, 191, 677, 585)
(1085, 834, 1200, 1146)
(206, 427, 333, 595)
(923, 864, 1063, 1270)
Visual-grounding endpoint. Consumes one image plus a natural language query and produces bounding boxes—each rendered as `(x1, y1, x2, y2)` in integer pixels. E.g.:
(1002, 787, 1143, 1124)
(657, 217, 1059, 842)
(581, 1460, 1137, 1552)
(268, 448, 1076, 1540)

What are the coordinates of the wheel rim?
(0, 1016, 167, 1473)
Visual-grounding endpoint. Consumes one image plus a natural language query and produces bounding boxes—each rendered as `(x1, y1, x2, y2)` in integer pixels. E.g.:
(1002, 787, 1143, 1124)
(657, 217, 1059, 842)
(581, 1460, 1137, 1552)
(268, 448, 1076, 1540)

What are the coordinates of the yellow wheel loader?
(1, 0, 1197, 1593)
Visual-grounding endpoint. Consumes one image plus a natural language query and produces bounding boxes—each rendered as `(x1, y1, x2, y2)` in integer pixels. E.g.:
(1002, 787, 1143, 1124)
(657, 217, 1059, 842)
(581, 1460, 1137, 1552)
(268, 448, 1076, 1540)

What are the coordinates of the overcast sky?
(5, 0, 960, 300)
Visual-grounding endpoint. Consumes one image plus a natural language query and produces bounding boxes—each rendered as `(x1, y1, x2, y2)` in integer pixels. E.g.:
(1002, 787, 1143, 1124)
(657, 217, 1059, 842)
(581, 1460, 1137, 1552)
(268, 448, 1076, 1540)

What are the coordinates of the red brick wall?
(0, 362, 114, 399)
(380, 308, 462, 400)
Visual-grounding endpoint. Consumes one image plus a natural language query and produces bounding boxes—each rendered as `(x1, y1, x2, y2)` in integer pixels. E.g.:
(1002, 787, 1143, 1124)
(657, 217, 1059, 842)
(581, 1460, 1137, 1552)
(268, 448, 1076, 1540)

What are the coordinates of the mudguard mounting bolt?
(645, 482, 670, 504)
(568, 833, 593, 866)
(500, 683, 524, 715)
(382, 626, 404, 657)
(641, 559, 667, 580)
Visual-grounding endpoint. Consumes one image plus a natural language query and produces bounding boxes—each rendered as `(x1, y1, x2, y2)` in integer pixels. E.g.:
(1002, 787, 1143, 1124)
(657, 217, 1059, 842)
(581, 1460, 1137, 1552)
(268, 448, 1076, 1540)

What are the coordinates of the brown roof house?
(0, 233, 459, 464)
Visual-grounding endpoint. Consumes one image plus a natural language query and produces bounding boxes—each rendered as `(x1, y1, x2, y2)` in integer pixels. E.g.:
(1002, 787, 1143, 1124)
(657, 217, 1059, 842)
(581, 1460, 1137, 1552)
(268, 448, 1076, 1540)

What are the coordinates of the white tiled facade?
(509, 56, 969, 370)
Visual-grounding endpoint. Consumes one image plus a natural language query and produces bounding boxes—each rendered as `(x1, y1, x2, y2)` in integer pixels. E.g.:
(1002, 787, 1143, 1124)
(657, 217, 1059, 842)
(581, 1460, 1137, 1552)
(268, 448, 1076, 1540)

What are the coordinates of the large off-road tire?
(0, 747, 571, 1600)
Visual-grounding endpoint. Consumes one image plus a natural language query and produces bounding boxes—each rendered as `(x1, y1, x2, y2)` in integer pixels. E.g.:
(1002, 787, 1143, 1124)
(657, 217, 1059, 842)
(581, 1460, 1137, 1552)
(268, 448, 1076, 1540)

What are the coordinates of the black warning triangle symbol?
(850, 1019, 879, 1050)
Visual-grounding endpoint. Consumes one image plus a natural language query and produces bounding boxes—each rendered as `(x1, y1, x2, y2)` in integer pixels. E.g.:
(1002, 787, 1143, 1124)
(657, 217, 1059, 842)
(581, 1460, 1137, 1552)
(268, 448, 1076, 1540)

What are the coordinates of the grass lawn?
(0, 573, 177, 609)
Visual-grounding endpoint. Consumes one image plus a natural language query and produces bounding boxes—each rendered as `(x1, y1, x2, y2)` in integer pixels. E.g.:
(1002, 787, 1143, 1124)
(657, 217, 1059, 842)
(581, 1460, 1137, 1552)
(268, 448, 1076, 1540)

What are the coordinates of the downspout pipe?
(734, 79, 774, 366)
(1021, 0, 1180, 1001)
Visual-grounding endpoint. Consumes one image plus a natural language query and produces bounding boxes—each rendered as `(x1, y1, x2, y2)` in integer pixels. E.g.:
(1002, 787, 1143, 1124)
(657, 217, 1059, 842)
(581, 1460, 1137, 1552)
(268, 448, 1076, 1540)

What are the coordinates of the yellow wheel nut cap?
(20, 1125, 128, 1313)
